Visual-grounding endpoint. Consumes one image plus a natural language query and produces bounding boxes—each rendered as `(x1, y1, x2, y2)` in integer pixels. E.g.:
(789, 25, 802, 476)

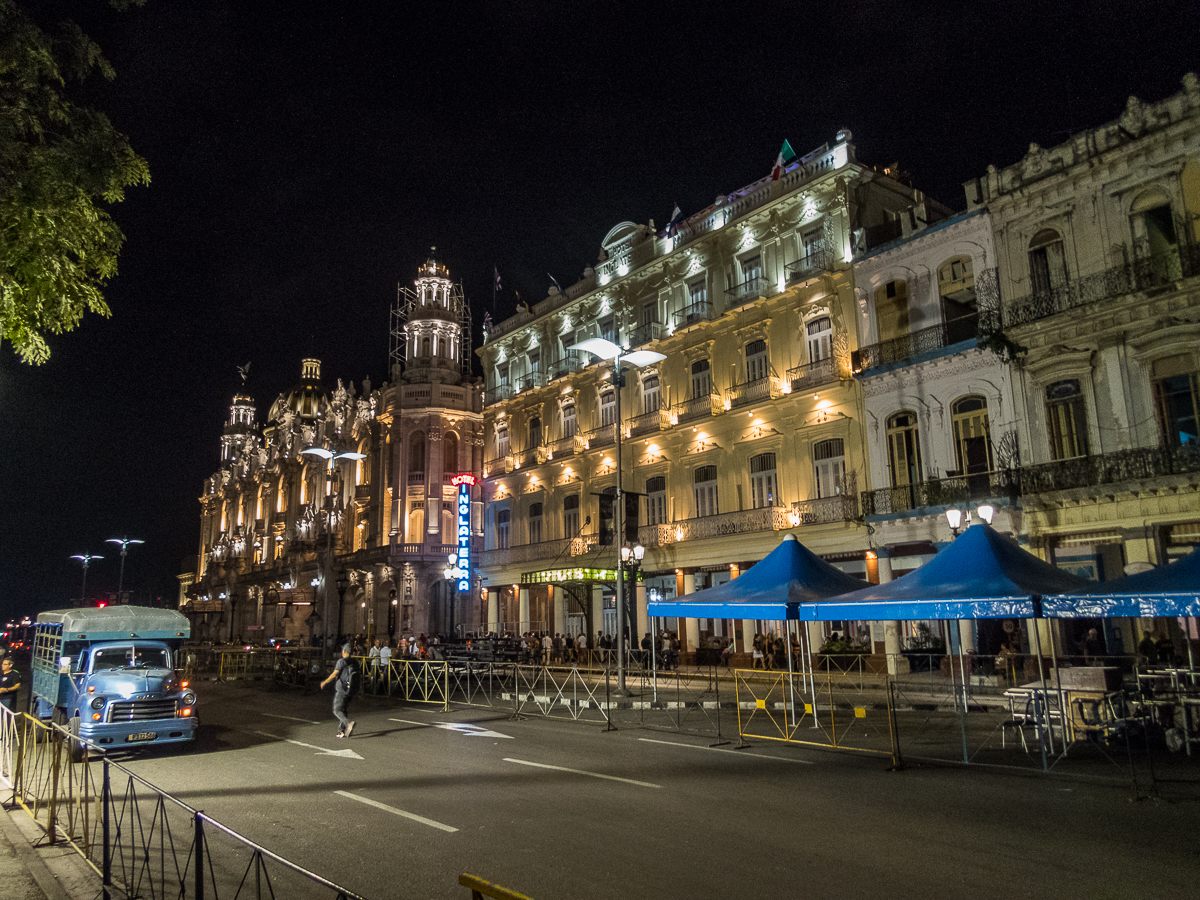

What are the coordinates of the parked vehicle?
(31, 606, 197, 750)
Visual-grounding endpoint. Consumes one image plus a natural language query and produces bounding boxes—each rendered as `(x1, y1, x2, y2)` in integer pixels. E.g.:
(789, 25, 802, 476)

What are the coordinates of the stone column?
(518, 586, 530, 634)
(486, 588, 499, 634)
(551, 585, 565, 636)
(682, 571, 700, 654)
(591, 583, 604, 643)
(741, 620, 756, 655)
(635, 582, 648, 642)
(876, 550, 903, 676)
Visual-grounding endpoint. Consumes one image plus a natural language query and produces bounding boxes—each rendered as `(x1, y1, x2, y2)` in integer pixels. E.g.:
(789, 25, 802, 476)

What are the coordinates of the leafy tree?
(0, 0, 149, 364)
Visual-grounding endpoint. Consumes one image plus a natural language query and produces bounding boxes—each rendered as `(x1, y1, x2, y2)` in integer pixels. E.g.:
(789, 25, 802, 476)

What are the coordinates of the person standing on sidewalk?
(0, 658, 20, 711)
(320, 645, 358, 737)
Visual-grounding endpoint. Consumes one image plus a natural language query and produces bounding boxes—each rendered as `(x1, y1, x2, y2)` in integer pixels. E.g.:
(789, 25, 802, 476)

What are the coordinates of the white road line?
(637, 737, 814, 764)
(388, 718, 429, 727)
(252, 732, 363, 759)
(503, 758, 661, 788)
(334, 790, 458, 833)
(262, 713, 321, 724)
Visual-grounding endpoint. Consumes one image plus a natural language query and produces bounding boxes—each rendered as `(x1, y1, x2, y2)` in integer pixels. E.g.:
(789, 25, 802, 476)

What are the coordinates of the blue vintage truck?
(31, 606, 197, 750)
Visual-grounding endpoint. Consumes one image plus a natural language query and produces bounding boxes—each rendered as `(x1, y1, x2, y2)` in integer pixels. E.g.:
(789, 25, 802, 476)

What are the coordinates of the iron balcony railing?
(484, 384, 513, 405)
(583, 422, 617, 449)
(516, 371, 546, 392)
(726, 375, 777, 409)
(853, 316, 978, 373)
(671, 300, 714, 329)
(546, 433, 582, 459)
(725, 275, 769, 308)
(629, 407, 672, 436)
(861, 470, 1017, 517)
(629, 321, 665, 347)
(786, 247, 832, 282)
(787, 355, 839, 391)
(548, 351, 585, 380)
(677, 392, 723, 423)
(1017, 443, 1200, 494)
(995, 245, 1200, 330)
(480, 533, 598, 568)
(638, 507, 792, 545)
(518, 446, 541, 468)
(791, 495, 858, 526)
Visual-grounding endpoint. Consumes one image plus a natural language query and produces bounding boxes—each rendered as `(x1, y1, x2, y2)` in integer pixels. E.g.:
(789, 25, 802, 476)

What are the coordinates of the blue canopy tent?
(793, 524, 1089, 622)
(646, 534, 870, 620)
(1043, 548, 1200, 619)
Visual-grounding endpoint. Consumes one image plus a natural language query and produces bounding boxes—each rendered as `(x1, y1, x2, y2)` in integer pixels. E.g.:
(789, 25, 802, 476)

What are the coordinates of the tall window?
(496, 509, 510, 550)
(749, 453, 777, 509)
(443, 432, 458, 478)
(745, 339, 768, 382)
(645, 475, 667, 526)
(496, 425, 509, 458)
(875, 280, 910, 342)
(600, 317, 617, 344)
(1153, 355, 1199, 447)
(691, 359, 712, 398)
(528, 502, 543, 544)
(1131, 190, 1181, 283)
(741, 254, 762, 284)
(497, 363, 509, 390)
(806, 317, 832, 363)
(802, 228, 825, 266)
(1028, 228, 1067, 296)
(528, 348, 541, 377)
(600, 390, 617, 427)
(563, 494, 580, 538)
(813, 439, 845, 498)
(952, 396, 993, 474)
(687, 279, 708, 321)
(694, 465, 718, 518)
(938, 256, 978, 342)
(1045, 380, 1089, 460)
(560, 402, 576, 439)
(410, 431, 426, 475)
(528, 417, 542, 449)
(887, 411, 922, 488)
(642, 375, 660, 414)
(642, 299, 660, 326)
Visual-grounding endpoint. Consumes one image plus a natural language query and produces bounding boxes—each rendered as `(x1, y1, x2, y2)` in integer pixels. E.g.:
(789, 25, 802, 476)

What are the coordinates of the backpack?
(340, 660, 359, 695)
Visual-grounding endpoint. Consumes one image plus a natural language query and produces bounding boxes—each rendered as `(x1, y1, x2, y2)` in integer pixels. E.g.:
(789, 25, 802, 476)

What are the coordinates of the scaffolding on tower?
(389, 261, 473, 380)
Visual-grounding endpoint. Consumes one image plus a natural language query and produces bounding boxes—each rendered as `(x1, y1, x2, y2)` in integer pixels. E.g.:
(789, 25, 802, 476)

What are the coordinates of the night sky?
(2, 0, 1197, 623)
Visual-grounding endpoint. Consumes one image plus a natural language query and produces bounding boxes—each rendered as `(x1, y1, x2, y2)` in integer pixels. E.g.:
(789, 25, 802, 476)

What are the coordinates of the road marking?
(253, 731, 363, 760)
(388, 719, 513, 739)
(637, 737, 813, 764)
(262, 713, 321, 725)
(503, 758, 661, 788)
(334, 790, 458, 833)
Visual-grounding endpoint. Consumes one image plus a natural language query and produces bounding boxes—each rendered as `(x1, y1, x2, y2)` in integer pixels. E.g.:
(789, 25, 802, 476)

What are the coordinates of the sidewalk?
(0, 805, 96, 900)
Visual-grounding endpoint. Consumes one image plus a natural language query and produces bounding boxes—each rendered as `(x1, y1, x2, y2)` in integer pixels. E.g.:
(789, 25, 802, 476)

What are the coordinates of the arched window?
(563, 494, 581, 539)
(874, 280, 910, 341)
(421, 336, 431, 358)
(1028, 228, 1067, 296)
(443, 432, 458, 478)
(806, 317, 832, 363)
(813, 439, 845, 498)
(745, 339, 768, 382)
(691, 359, 712, 398)
(886, 411, 922, 488)
(693, 465, 718, 517)
(528, 417, 542, 449)
(645, 475, 667, 526)
(952, 396, 993, 474)
(749, 453, 776, 508)
(600, 390, 616, 427)
(410, 431, 425, 478)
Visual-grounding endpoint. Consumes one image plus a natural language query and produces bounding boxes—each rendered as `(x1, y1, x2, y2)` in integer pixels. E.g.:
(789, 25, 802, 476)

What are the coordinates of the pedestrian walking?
(320, 644, 358, 737)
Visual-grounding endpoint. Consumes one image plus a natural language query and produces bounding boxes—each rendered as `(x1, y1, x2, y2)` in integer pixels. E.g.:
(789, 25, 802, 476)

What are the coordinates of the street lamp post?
(442, 554, 469, 635)
(70, 553, 103, 605)
(300, 446, 366, 662)
(105, 537, 144, 602)
(620, 542, 645, 661)
(571, 338, 665, 695)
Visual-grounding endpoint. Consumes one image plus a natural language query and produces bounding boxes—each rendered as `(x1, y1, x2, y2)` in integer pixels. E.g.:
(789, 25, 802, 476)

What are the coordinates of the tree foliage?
(0, 0, 149, 364)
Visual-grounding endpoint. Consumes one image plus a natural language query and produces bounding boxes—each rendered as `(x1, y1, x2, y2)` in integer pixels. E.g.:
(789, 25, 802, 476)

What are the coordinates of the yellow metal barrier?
(459, 873, 534, 900)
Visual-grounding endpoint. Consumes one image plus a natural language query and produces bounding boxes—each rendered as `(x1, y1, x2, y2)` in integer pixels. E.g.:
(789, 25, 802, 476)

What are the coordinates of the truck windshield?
(92, 647, 172, 671)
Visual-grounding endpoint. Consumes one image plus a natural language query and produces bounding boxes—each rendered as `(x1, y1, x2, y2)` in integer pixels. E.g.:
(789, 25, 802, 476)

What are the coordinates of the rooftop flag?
(494, 266, 502, 292)
(666, 203, 684, 238)
(771, 139, 797, 181)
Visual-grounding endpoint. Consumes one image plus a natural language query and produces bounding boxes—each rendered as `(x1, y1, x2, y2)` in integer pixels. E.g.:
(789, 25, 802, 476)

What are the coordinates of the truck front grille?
(109, 699, 178, 722)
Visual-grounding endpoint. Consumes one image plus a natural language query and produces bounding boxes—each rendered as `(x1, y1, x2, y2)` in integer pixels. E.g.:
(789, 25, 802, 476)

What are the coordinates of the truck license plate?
(126, 731, 157, 742)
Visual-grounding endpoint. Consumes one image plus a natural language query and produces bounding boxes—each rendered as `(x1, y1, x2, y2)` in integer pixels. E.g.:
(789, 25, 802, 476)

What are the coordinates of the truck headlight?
(182, 692, 196, 706)
(91, 697, 105, 710)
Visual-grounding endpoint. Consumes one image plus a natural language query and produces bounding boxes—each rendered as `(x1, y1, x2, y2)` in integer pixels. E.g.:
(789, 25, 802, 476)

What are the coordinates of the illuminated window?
(560, 403, 576, 439)
(642, 375, 660, 414)
(1045, 380, 1089, 460)
(563, 494, 580, 538)
(693, 465, 718, 518)
(691, 359, 711, 399)
(496, 509, 510, 550)
(887, 411, 922, 488)
(645, 475, 667, 526)
(745, 339, 768, 383)
(806, 318, 832, 363)
(496, 425, 509, 458)
(749, 453, 777, 508)
(600, 390, 616, 427)
(528, 502, 543, 544)
(813, 439, 845, 498)
(528, 417, 542, 449)
(952, 396, 993, 474)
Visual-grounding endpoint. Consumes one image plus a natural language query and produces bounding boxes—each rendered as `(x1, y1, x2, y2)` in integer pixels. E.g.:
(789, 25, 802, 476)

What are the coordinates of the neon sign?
(456, 477, 471, 590)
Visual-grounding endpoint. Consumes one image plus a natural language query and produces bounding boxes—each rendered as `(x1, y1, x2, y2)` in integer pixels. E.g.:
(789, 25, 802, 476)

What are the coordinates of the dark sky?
(2, 0, 1197, 623)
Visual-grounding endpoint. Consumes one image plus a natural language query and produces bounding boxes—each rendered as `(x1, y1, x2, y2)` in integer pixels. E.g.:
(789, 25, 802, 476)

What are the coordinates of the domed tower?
(386, 250, 483, 638)
(220, 394, 257, 465)
(268, 358, 331, 423)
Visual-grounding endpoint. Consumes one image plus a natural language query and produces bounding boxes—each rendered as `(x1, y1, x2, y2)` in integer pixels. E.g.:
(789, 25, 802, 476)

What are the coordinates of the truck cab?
(32, 607, 197, 750)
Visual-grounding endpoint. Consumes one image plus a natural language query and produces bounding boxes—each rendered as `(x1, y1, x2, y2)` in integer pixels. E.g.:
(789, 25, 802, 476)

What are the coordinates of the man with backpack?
(320, 644, 358, 738)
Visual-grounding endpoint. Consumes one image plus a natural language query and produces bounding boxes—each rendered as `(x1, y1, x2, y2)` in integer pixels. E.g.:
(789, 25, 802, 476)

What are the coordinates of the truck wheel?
(68, 716, 85, 763)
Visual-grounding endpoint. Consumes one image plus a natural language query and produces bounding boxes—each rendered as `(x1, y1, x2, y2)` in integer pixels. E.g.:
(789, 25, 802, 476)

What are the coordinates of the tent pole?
(1049, 619, 1068, 747)
(1188, 617, 1196, 672)
(806, 622, 820, 729)
(1031, 615, 1051, 771)
(651, 615, 658, 702)
(785, 620, 796, 731)
(953, 623, 969, 764)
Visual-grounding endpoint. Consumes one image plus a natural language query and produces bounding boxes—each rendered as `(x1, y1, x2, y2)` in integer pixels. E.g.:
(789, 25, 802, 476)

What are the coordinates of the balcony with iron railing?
(671, 300, 714, 330)
(629, 321, 665, 347)
(861, 470, 1014, 518)
(638, 507, 792, 545)
(726, 375, 778, 409)
(724, 276, 769, 309)
(480, 533, 598, 569)
(518, 445, 542, 469)
(786, 247, 832, 283)
(678, 392, 723, 423)
(629, 407, 673, 437)
(995, 245, 1200, 330)
(484, 384, 514, 405)
(852, 316, 978, 373)
(546, 432, 582, 459)
(790, 495, 858, 526)
(516, 371, 546, 393)
(583, 423, 617, 449)
(787, 355, 839, 392)
(548, 351, 586, 380)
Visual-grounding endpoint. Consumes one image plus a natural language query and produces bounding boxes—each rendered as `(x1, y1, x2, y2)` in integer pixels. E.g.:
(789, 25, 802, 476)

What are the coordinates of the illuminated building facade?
(187, 255, 483, 645)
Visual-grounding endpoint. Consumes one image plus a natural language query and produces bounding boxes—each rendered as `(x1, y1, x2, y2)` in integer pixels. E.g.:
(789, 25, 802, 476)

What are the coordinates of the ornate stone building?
(186, 255, 484, 645)
(476, 132, 941, 655)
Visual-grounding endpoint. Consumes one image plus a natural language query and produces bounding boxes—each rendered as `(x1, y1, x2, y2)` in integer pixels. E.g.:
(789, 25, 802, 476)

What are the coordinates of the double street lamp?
(300, 446, 366, 658)
(70, 553, 103, 605)
(571, 337, 665, 695)
(945, 503, 995, 537)
(442, 554, 469, 635)
(106, 537, 144, 601)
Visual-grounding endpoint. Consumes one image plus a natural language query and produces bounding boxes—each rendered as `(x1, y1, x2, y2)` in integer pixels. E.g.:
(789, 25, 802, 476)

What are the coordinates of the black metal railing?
(629, 408, 671, 436)
(583, 423, 616, 448)
(516, 371, 545, 392)
(671, 300, 714, 329)
(787, 356, 838, 391)
(853, 317, 978, 373)
(726, 376, 775, 409)
(725, 276, 768, 307)
(791, 495, 858, 525)
(786, 247, 832, 282)
(997, 245, 1200, 330)
(677, 392, 723, 423)
(629, 322, 665, 347)
(483, 384, 513, 405)
(861, 470, 1017, 517)
(548, 351, 585, 380)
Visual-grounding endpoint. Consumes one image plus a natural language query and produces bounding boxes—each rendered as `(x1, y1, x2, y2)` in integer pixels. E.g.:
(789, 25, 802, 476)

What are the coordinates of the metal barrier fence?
(0, 705, 372, 900)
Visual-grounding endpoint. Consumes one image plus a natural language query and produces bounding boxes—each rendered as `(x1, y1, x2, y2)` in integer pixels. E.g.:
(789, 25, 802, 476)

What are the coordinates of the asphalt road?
(107, 680, 1200, 900)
